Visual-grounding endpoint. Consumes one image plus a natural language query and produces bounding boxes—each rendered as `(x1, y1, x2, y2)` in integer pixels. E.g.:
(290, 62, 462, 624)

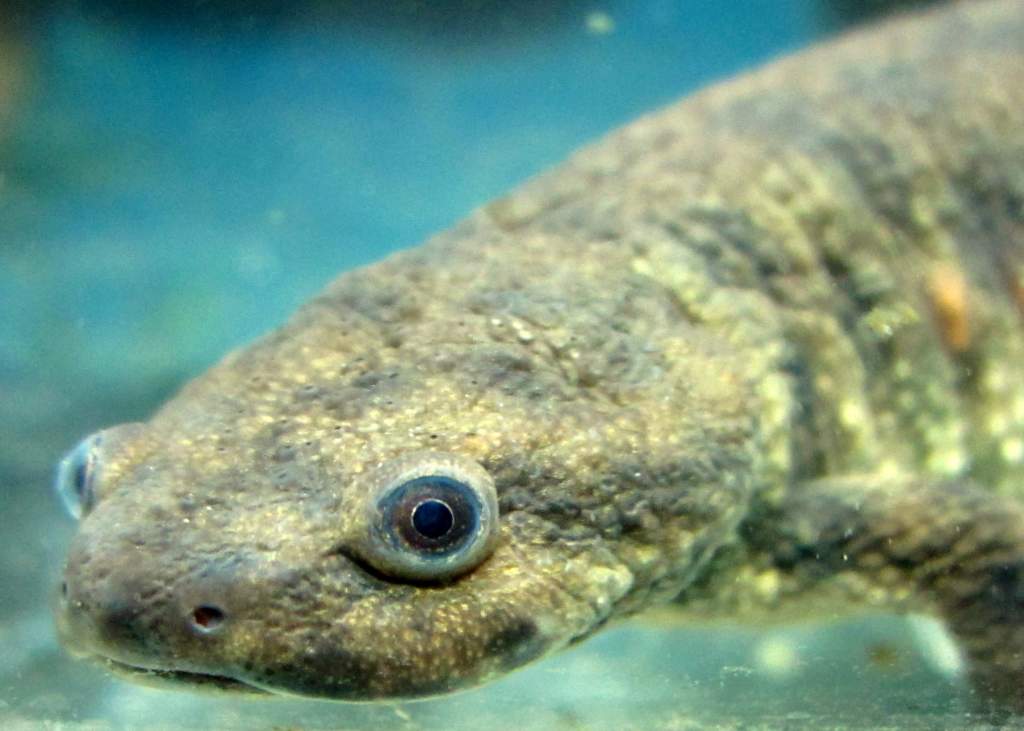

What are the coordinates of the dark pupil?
(411, 499, 455, 539)
(73, 458, 90, 496)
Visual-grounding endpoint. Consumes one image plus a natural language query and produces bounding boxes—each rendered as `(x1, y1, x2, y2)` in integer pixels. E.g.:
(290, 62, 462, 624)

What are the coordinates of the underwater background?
(3, 1, 1003, 729)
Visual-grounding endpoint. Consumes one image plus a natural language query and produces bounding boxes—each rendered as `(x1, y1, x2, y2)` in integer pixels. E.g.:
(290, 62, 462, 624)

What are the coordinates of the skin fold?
(56, 0, 1024, 715)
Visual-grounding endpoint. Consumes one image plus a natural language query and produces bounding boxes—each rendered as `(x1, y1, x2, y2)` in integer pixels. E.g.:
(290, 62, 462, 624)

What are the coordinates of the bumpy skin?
(57, 0, 1024, 713)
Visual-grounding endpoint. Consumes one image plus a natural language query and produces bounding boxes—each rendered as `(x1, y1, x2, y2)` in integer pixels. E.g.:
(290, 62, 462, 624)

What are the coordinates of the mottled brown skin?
(57, 0, 1024, 715)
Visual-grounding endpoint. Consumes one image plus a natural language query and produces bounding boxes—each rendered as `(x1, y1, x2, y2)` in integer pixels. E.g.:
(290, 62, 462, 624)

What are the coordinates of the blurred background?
(1, 1, 975, 729)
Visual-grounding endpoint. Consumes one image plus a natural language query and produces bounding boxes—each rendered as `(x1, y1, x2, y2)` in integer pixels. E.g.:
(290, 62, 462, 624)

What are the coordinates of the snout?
(56, 524, 252, 686)
(56, 512, 562, 700)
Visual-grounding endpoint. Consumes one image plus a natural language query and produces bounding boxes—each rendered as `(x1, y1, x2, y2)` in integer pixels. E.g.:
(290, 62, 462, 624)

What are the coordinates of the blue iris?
(379, 474, 479, 554)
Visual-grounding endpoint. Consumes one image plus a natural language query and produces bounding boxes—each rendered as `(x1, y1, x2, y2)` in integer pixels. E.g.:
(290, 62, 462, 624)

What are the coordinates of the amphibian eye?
(356, 453, 499, 582)
(55, 433, 103, 520)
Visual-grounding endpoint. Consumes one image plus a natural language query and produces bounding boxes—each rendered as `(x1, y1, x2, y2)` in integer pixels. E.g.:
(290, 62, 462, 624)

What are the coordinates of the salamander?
(54, 0, 1024, 715)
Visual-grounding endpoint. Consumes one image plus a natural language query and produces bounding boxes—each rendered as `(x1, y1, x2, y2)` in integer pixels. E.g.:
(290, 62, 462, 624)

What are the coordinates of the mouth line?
(101, 658, 271, 696)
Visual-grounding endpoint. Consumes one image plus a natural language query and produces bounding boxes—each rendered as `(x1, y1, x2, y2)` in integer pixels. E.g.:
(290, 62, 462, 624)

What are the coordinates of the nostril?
(189, 604, 226, 634)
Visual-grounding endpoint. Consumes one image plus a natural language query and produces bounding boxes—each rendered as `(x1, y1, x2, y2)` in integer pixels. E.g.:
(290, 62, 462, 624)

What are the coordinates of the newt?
(54, 0, 1024, 715)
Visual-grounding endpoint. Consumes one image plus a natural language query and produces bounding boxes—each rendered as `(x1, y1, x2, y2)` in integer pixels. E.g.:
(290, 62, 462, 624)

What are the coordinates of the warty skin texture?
(57, 0, 1024, 714)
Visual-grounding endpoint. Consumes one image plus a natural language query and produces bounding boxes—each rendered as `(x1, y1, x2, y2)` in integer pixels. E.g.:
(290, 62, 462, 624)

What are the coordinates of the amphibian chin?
(55, 0, 1024, 714)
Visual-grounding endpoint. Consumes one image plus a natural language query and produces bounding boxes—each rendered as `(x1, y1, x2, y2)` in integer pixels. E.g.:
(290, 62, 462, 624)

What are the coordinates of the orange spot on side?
(927, 263, 971, 353)
(1011, 275, 1024, 320)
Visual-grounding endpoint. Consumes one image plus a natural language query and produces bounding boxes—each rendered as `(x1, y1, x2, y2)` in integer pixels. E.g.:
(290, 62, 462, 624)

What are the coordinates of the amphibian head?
(55, 230, 756, 699)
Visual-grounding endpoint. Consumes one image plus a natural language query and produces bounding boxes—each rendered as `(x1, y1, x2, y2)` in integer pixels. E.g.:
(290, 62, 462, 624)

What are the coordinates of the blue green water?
(2, 1, 990, 729)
